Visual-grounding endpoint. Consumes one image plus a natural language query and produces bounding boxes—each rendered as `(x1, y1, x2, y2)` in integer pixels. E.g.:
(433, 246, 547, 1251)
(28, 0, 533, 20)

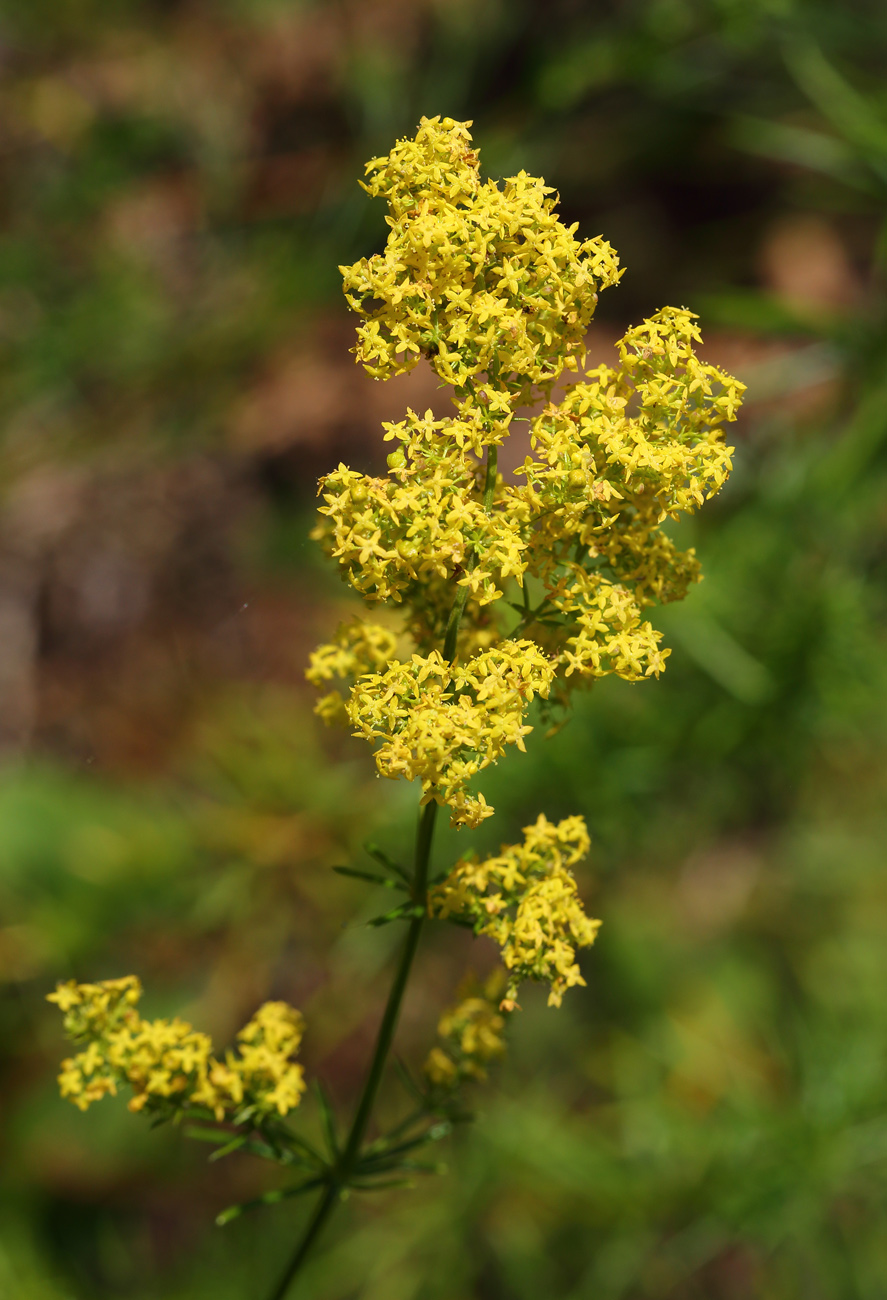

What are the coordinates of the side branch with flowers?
(49, 116, 744, 1299)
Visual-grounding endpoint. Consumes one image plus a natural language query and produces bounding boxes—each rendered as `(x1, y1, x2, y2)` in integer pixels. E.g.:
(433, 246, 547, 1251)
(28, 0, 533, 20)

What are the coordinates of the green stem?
(443, 585, 469, 662)
(338, 800, 438, 1174)
(483, 445, 498, 512)
(266, 542, 477, 1298)
(266, 1183, 339, 1300)
(509, 594, 551, 638)
(267, 806, 438, 1300)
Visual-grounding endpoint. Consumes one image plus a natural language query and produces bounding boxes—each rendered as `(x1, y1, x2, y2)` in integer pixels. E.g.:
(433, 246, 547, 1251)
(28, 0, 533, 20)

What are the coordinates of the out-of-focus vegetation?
(2, 0, 887, 1296)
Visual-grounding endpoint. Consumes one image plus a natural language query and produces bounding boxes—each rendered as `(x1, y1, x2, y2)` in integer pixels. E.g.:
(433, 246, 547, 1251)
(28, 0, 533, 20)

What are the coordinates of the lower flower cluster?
(48, 977, 306, 1122)
(429, 814, 599, 1006)
(424, 971, 509, 1089)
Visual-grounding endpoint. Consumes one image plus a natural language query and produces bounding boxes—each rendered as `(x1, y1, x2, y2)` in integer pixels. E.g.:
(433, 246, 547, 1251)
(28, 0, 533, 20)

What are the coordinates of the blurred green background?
(2, 0, 887, 1296)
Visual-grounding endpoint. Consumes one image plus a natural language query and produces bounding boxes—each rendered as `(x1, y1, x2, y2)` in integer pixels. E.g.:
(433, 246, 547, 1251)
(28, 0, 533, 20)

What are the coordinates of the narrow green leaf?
(357, 1124, 454, 1174)
(209, 1135, 248, 1162)
(348, 1177, 414, 1193)
(366, 902, 423, 927)
(364, 842, 411, 882)
(314, 1080, 339, 1158)
(333, 865, 405, 890)
(270, 1122, 326, 1166)
(357, 1146, 427, 1174)
(362, 1116, 426, 1160)
(394, 1057, 427, 1105)
(215, 1177, 325, 1226)
(185, 1125, 234, 1146)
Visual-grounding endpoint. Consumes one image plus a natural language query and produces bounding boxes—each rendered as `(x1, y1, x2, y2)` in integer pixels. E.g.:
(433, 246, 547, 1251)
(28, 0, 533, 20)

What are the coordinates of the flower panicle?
(305, 117, 742, 999)
(48, 978, 306, 1121)
(429, 815, 599, 1007)
(340, 115, 622, 406)
(424, 969, 510, 1090)
(310, 118, 743, 829)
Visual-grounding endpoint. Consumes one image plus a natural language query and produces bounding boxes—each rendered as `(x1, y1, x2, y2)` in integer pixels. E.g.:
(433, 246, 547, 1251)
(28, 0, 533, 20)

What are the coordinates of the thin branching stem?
(265, 810, 439, 1300)
(264, 441, 497, 1297)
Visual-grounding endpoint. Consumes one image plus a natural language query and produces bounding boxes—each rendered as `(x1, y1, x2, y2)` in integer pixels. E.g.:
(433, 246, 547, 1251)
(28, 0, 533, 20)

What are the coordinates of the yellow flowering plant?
(49, 116, 743, 1299)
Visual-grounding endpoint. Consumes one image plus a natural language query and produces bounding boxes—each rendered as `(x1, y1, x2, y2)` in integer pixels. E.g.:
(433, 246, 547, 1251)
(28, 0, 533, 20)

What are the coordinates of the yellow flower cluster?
(48, 977, 306, 1121)
(429, 816, 600, 1006)
(313, 412, 526, 607)
(306, 618, 398, 724)
(518, 309, 738, 526)
(424, 970, 508, 1089)
(310, 117, 743, 840)
(347, 641, 555, 828)
(341, 115, 622, 408)
(509, 307, 743, 696)
(549, 566, 669, 683)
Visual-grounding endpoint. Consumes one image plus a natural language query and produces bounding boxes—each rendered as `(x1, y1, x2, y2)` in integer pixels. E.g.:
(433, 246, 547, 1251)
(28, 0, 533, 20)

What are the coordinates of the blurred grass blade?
(783, 38, 887, 181)
(727, 114, 870, 189)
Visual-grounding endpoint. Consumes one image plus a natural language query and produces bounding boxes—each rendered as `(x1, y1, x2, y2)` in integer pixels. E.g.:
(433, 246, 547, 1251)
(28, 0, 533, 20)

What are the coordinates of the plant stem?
(266, 1183, 338, 1300)
(509, 594, 550, 638)
(441, 444, 497, 664)
(483, 445, 498, 512)
(266, 804, 438, 1300)
(338, 800, 438, 1174)
(442, 585, 469, 662)
(266, 512, 484, 1298)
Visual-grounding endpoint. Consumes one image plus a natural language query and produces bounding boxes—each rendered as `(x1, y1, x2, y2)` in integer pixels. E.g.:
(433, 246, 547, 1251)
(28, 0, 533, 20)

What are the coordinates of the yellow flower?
(48, 978, 307, 1122)
(424, 970, 509, 1088)
(347, 642, 555, 827)
(341, 117, 621, 410)
(429, 816, 599, 1006)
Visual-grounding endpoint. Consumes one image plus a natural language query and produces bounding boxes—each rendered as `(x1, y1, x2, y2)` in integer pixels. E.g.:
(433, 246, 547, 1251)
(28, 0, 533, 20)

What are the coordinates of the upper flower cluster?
(311, 115, 743, 851)
(48, 977, 306, 1122)
(341, 115, 622, 412)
